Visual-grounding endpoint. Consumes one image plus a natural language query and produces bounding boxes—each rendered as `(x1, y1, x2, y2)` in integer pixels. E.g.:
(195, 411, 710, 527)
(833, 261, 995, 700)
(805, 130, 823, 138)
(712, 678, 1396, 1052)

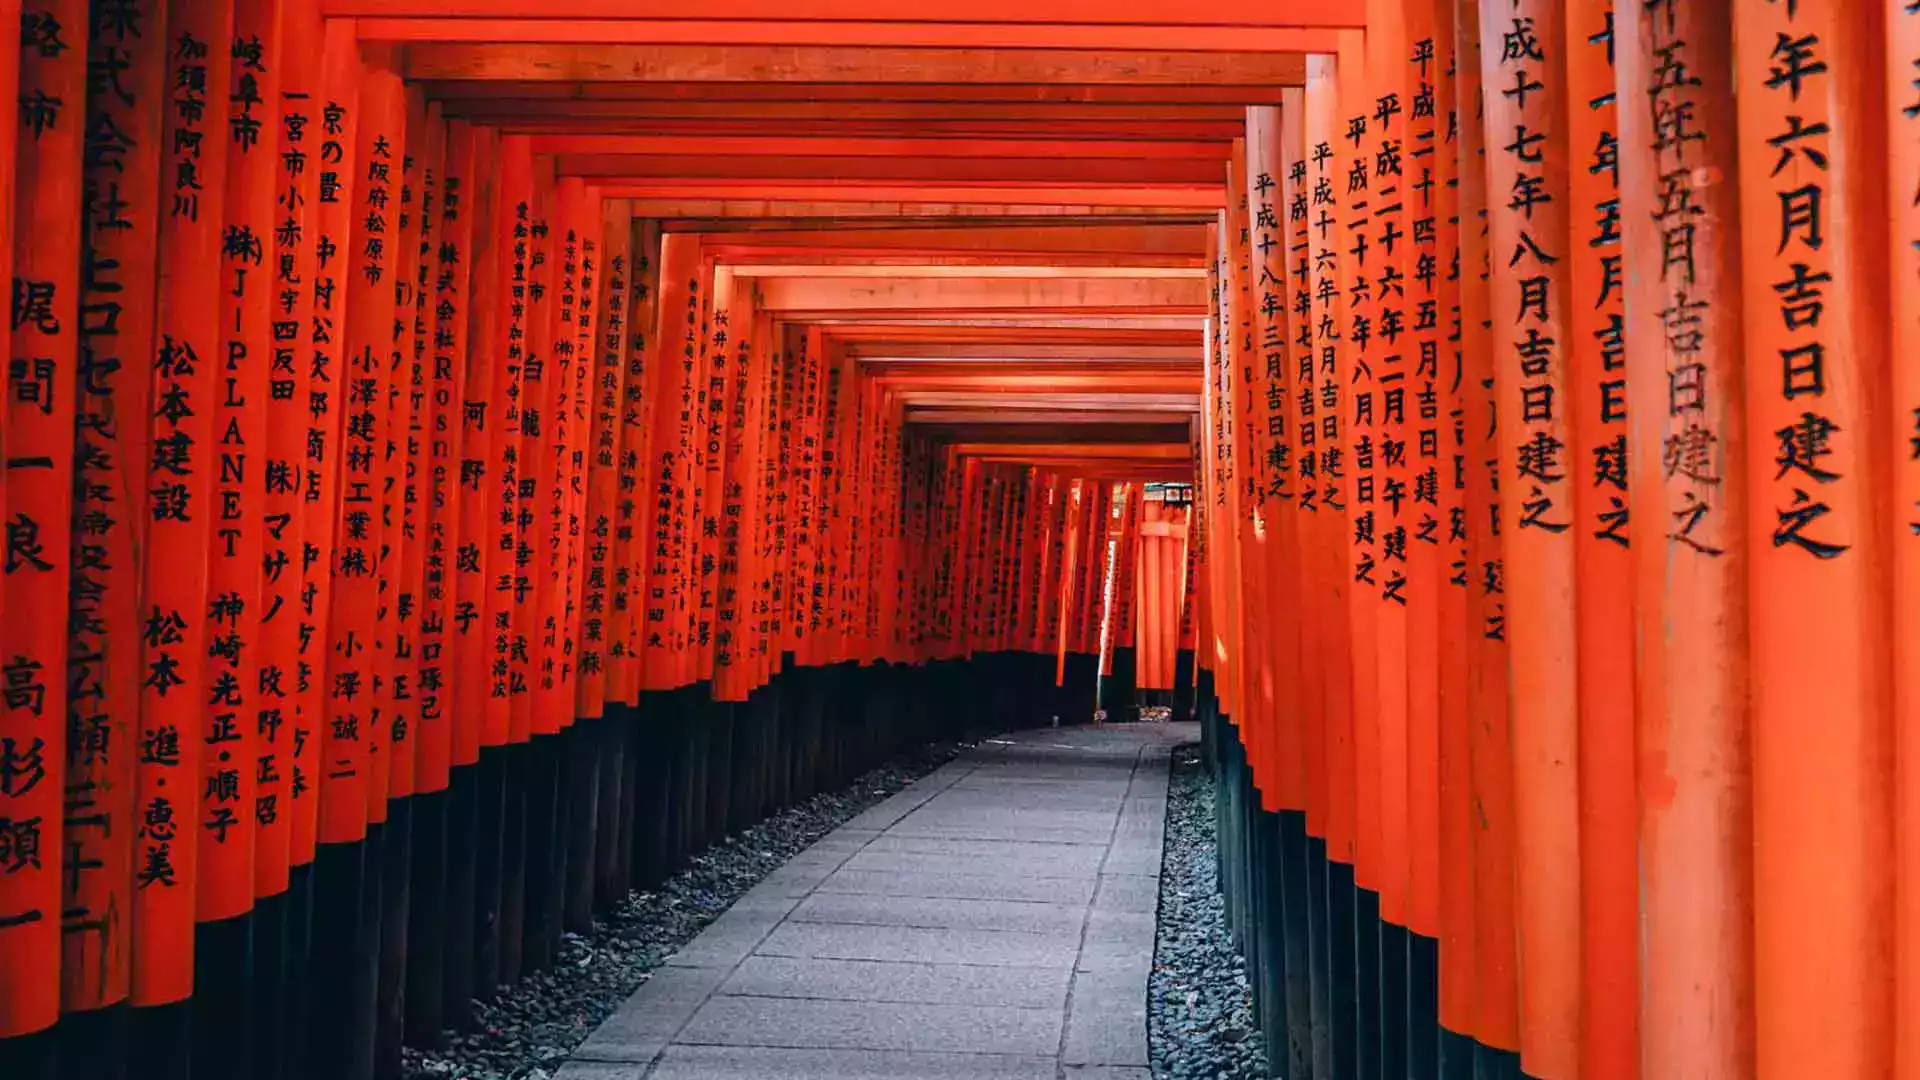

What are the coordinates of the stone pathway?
(557, 722, 1193, 1080)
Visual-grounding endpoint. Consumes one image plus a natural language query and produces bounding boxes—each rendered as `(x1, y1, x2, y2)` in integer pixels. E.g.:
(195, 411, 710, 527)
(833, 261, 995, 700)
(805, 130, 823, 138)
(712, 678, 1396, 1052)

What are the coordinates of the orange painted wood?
(319, 0, 1367, 29)
(342, 56, 406, 822)
(1248, 104, 1306, 813)
(577, 197, 630, 717)
(1563, 0, 1636, 1071)
(391, 95, 444, 794)
(1476, 0, 1583, 1064)
(455, 124, 505, 753)
(0, 0, 79, 1034)
(559, 187, 603, 709)
(1221, 137, 1262, 790)
(607, 217, 661, 703)
(424, 115, 476, 784)
(482, 134, 532, 740)
(1429, 1, 1477, 1035)
(511, 155, 554, 738)
(1894, 0, 1920, 1073)
(400, 43, 1310, 90)
(1614, 0, 1754, 1072)
(604, 183, 1226, 211)
(1364, 0, 1413, 924)
(638, 232, 702, 690)
(66, 0, 162, 1014)
(526, 175, 579, 731)
(1335, 29, 1380, 894)
(199, 0, 283, 918)
(266, 0, 323, 884)
(1734, 0, 1896, 1071)
(131, 0, 235, 1005)
(355, 16, 1344, 53)
(1452, 0, 1517, 1049)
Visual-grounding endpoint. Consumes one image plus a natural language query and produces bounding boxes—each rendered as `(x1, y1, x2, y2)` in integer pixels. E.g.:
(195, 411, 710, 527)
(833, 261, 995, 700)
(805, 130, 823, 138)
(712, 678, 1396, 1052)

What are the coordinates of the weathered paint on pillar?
(1733, 0, 1896, 1071)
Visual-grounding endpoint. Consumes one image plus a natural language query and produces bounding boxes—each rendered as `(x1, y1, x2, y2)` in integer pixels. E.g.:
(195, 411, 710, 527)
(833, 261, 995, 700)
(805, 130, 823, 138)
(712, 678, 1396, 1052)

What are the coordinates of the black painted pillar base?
(472, 747, 508, 1001)
(565, 720, 603, 934)
(522, 735, 562, 976)
(1475, 1043, 1523, 1080)
(0, 1020, 58, 1080)
(1410, 932, 1440, 1080)
(1280, 810, 1314, 1080)
(130, 1002, 193, 1080)
(283, 861, 315, 1078)
(1358, 886, 1383, 1080)
(60, 1003, 128, 1080)
(593, 711, 629, 910)
(190, 910, 255, 1080)
(1331, 860, 1360, 1080)
(706, 698, 735, 846)
(443, 758, 479, 1031)
(1060, 651, 1098, 726)
(252, 885, 291, 1080)
(1100, 646, 1139, 721)
(1382, 919, 1409, 1080)
(406, 788, 450, 1047)
(1172, 647, 1196, 717)
(498, 743, 529, 987)
(310, 837, 370, 1080)
(1439, 1027, 1477, 1080)
(632, 694, 673, 891)
(1307, 833, 1334, 1080)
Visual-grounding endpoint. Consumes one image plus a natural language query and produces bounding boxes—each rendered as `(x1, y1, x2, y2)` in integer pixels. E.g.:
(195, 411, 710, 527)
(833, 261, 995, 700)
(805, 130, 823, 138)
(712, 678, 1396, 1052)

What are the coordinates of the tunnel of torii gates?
(0, 0, 1914, 1078)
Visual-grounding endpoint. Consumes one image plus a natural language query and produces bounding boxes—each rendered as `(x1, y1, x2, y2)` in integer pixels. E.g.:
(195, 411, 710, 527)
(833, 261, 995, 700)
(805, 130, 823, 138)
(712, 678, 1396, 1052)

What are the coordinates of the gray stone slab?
(676, 996, 1064, 1056)
(720, 955, 1071, 1009)
(1074, 909, 1156, 978)
(791, 892, 1089, 935)
(815, 867, 1099, 904)
(1062, 1067, 1153, 1079)
(665, 898, 798, 970)
(1061, 970, 1149, 1067)
(840, 849, 1104, 880)
(1091, 873, 1160, 915)
(552, 1061, 645, 1080)
(756, 921, 1081, 968)
(647, 1046, 1057, 1080)
(572, 965, 733, 1064)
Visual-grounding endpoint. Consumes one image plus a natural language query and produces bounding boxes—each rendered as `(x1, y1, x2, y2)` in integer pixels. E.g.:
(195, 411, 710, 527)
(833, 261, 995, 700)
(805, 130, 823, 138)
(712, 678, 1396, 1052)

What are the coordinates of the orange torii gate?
(0, 3, 1918, 1080)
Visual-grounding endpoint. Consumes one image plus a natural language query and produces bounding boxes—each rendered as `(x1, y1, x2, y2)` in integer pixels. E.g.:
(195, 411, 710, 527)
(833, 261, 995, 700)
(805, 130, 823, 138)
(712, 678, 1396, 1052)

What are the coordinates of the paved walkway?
(558, 722, 1193, 1080)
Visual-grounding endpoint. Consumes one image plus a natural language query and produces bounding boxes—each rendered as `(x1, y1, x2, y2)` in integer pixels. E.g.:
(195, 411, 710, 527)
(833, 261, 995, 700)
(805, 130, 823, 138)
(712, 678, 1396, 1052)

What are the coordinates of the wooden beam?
(324, 0, 1365, 30)
(949, 442, 1191, 459)
(433, 98, 1245, 122)
(359, 17, 1346, 51)
(530, 134, 1227, 158)
(757, 275, 1207, 313)
(561, 154, 1224, 184)
(694, 222, 1211, 256)
(404, 44, 1308, 87)
(728, 263, 1204, 277)
(605, 182, 1224, 208)
(418, 80, 1289, 104)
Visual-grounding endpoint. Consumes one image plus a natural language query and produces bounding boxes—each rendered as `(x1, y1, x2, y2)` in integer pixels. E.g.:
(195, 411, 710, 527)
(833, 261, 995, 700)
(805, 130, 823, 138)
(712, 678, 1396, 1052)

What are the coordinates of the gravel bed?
(402, 738, 964, 1080)
(1149, 743, 1269, 1080)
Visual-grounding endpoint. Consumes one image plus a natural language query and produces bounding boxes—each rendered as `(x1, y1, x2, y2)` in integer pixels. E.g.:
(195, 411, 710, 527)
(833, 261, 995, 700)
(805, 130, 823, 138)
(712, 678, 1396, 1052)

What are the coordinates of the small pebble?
(1149, 744, 1270, 1080)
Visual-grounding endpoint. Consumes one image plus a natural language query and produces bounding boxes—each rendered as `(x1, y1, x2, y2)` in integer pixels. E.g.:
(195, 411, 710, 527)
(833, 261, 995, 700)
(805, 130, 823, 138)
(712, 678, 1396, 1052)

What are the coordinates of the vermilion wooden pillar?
(1615, 0, 1754, 1074)
(1, 0, 80, 1055)
(134, 0, 237, 1046)
(1893, 2, 1920, 1075)
(1733, 0, 1896, 1072)
(1476, 0, 1583, 1069)
(1561, 0, 1637, 1073)
(1452, 0, 1520, 1064)
(65, 0, 164, 1063)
